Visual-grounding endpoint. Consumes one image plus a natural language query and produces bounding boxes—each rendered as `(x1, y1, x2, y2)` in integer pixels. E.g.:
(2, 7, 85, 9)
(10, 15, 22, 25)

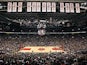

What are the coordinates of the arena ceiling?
(0, 0, 87, 34)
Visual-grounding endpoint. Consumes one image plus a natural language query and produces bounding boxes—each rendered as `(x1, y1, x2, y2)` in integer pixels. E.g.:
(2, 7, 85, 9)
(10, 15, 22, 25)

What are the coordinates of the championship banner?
(52, 2, 56, 12)
(32, 2, 37, 12)
(18, 2, 23, 12)
(65, 3, 70, 13)
(70, 3, 74, 13)
(19, 46, 64, 53)
(27, 2, 31, 12)
(12, 2, 17, 12)
(42, 2, 46, 12)
(47, 2, 51, 12)
(36, 2, 41, 12)
(60, 3, 64, 12)
(7, 2, 12, 12)
(75, 3, 80, 13)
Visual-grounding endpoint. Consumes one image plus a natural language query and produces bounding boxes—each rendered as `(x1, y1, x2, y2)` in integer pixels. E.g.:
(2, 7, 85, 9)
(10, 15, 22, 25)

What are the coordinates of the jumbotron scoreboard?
(0, 0, 87, 13)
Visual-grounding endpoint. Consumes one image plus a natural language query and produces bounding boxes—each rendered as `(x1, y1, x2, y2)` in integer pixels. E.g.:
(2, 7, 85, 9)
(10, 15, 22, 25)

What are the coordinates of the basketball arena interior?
(0, 0, 87, 65)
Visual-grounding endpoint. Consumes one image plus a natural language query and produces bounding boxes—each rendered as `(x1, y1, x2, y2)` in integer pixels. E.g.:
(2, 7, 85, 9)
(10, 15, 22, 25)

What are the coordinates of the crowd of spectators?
(0, 34, 87, 65)
(0, 52, 87, 65)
